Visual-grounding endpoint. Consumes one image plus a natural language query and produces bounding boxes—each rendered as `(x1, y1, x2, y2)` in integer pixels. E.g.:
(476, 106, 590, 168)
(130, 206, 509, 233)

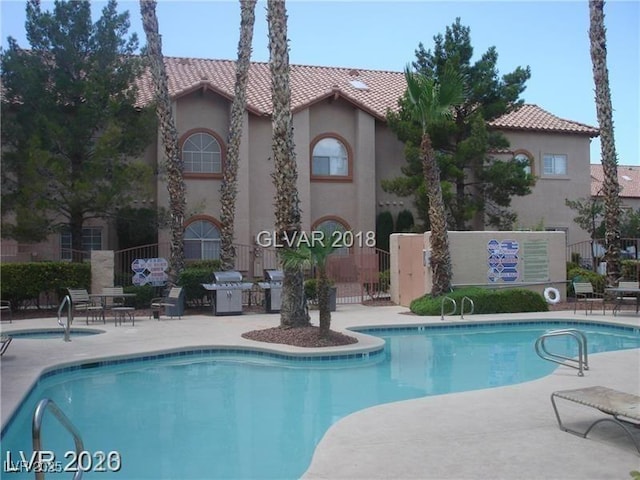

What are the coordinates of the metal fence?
(567, 238, 640, 271)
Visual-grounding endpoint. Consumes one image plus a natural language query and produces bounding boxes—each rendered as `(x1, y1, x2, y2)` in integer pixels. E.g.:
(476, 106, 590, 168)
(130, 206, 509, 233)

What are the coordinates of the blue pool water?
(2, 321, 639, 479)
(6, 329, 103, 339)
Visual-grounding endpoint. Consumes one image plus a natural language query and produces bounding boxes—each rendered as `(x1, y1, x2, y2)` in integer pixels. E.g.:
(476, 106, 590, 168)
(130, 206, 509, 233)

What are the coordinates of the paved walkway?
(1, 305, 639, 479)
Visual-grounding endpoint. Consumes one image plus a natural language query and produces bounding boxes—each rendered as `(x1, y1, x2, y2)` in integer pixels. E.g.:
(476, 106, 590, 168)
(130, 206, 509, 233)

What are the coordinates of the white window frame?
(311, 138, 349, 177)
(184, 220, 221, 260)
(542, 154, 567, 176)
(182, 132, 222, 174)
(60, 228, 102, 261)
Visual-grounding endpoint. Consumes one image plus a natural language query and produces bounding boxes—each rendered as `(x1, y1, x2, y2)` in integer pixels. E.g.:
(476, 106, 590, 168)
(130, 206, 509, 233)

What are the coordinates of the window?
(314, 218, 350, 255)
(514, 152, 533, 175)
(311, 137, 350, 179)
(184, 220, 221, 260)
(542, 154, 567, 175)
(60, 228, 102, 261)
(182, 132, 222, 174)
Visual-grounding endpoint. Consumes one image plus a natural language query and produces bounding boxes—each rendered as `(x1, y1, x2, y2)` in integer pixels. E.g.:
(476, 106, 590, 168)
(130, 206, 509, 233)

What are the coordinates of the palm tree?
(140, 0, 186, 285)
(279, 234, 338, 338)
(220, 0, 257, 271)
(267, 0, 309, 328)
(589, 0, 621, 285)
(404, 64, 464, 297)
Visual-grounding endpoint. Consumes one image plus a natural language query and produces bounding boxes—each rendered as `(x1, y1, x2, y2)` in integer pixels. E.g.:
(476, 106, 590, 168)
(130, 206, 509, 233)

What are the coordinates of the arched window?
(514, 151, 533, 176)
(311, 135, 351, 180)
(313, 217, 350, 255)
(184, 219, 221, 260)
(182, 132, 222, 174)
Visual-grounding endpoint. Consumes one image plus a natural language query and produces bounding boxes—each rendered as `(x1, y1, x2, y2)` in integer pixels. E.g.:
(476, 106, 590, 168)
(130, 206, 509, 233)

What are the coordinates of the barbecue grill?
(258, 269, 284, 313)
(202, 271, 253, 316)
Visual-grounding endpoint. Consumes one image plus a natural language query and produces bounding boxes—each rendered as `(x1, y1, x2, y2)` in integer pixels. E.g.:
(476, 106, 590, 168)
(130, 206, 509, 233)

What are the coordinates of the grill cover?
(264, 270, 284, 282)
(212, 271, 243, 284)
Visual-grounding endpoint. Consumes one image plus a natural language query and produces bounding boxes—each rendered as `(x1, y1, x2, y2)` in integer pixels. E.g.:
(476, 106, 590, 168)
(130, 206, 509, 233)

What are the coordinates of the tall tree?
(384, 19, 533, 231)
(267, 0, 309, 327)
(219, 0, 257, 271)
(140, 0, 186, 285)
(404, 64, 465, 296)
(589, 0, 621, 284)
(1, 0, 155, 260)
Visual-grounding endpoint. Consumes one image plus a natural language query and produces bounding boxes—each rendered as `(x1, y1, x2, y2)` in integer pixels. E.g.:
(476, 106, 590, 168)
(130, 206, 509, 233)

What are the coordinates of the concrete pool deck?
(1, 305, 639, 479)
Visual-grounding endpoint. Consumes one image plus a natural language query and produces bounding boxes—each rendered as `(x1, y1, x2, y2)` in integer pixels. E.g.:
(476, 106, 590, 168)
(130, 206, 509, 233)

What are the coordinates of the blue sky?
(1, 0, 638, 165)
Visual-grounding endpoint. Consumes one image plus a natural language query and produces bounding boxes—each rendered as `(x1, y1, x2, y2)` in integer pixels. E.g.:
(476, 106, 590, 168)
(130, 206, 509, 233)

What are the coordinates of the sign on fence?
(132, 258, 168, 286)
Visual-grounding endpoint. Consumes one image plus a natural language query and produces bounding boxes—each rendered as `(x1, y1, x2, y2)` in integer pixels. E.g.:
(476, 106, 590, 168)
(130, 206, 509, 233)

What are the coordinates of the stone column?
(91, 250, 114, 293)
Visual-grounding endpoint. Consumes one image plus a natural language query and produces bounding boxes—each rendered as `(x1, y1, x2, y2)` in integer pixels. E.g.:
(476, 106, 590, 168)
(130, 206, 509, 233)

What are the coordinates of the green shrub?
(621, 259, 640, 280)
(304, 279, 318, 304)
(410, 287, 548, 316)
(123, 284, 156, 309)
(178, 267, 213, 306)
(396, 209, 415, 233)
(375, 211, 394, 252)
(0, 262, 90, 309)
(566, 267, 606, 295)
(186, 259, 222, 271)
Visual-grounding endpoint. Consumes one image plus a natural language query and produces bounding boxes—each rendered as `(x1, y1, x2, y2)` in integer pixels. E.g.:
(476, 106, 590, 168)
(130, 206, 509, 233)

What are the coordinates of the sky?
(1, 0, 638, 166)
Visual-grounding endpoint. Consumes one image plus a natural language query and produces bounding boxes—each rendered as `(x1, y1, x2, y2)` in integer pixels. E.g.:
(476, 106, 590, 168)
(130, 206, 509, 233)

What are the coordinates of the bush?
(621, 259, 640, 280)
(304, 279, 318, 304)
(410, 287, 548, 316)
(123, 284, 156, 309)
(178, 267, 214, 306)
(0, 262, 90, 309)
(186, 259, 222, 271)
(376, 211, 394, 253)
(396, 209, 415, 233)
(567, 267, 606, 295)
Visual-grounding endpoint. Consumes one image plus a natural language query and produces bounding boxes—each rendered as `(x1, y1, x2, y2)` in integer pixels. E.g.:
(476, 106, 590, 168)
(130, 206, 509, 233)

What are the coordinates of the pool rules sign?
(132, 258, 169, 286)
(487, 239, 519, 283)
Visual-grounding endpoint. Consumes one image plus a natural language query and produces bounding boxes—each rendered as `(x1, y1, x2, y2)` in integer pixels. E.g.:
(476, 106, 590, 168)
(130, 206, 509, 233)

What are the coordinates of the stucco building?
(1, 57, 601, 263)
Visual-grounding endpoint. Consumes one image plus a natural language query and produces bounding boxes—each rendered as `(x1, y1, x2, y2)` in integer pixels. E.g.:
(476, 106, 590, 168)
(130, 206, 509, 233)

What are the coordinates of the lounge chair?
(0, 300, 11, 323)
(150, 287, 183, 320)
(67, 288, 105, 325)
(551, 386, 640, 455)
(573, 282, 605, 315)
(0, 335, 12, 356)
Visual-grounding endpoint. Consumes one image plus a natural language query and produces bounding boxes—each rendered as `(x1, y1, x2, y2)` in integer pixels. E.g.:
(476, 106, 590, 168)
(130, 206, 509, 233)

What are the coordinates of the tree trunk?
(422, 134, 452, 297)
(140, 0, 186, 285)
(267, 0, 309, 327)
(317, 265, 331, 338)
(589, 0, 621, 284)
(220, 0, 257, 271)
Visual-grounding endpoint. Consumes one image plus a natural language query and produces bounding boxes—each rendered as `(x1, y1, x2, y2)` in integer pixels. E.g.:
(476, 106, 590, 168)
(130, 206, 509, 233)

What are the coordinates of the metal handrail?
(57, 295, 73, 342)
(32, 398, 84, 480)
(460, 296, 475, 319)
(440, 296, 456, 320)
(535, 329, 589, 376)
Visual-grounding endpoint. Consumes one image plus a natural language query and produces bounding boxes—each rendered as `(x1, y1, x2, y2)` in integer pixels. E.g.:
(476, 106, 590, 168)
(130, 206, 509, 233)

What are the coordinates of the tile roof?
(136, 57, 598, 134)
(591, 164, 640, 198)
(136, 56, 407, 120)
(488, 104, 599, 137)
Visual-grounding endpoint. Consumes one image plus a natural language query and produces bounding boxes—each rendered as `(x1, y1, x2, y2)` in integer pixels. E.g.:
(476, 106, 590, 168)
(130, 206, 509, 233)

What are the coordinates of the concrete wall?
(392, 231, 567, 307)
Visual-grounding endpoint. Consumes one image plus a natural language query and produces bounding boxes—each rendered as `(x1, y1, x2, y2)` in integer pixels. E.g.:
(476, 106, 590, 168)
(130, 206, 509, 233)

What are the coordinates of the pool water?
(5, 329, 103, 339)
(2, 321, 639, 479)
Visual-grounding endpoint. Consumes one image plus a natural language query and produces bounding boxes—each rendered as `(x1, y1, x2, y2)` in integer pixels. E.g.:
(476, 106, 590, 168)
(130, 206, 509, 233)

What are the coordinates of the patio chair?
(573, 282, 605, 315)
(103, 287, 135, 326)
(0, 300, 11, 323)
(613, 281, 640, 314)
(0, 335, 12, 356)
(150, 287, 183, 320)
(67, 288, 105, 325)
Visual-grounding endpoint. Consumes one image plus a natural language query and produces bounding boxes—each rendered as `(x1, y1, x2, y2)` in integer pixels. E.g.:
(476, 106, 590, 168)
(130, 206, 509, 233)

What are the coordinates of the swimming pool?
(5, 329, 104, 339)
(2, 320, 639, 479)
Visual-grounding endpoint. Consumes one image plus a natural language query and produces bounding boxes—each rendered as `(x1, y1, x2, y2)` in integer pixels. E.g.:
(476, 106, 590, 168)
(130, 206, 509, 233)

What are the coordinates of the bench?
(551, 386, 640, 454)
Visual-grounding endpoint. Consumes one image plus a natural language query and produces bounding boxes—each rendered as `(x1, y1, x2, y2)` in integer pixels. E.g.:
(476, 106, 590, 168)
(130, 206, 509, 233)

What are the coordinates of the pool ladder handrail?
(460, 296, 474, 319)
(441, 296, 475, 320)
(535, 329, 589, 376)
(440, 296, 456, 320)
(57, 295, 73, 342)
(32, 398, 85, 480)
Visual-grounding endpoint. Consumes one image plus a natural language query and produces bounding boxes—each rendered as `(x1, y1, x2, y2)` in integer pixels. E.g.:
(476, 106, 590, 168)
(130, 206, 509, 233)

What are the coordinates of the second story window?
(182, 132, 222, 175)
(542, 154, 567, 176)
(311, 136, 351, 180)
(514, 151, 533, 175)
